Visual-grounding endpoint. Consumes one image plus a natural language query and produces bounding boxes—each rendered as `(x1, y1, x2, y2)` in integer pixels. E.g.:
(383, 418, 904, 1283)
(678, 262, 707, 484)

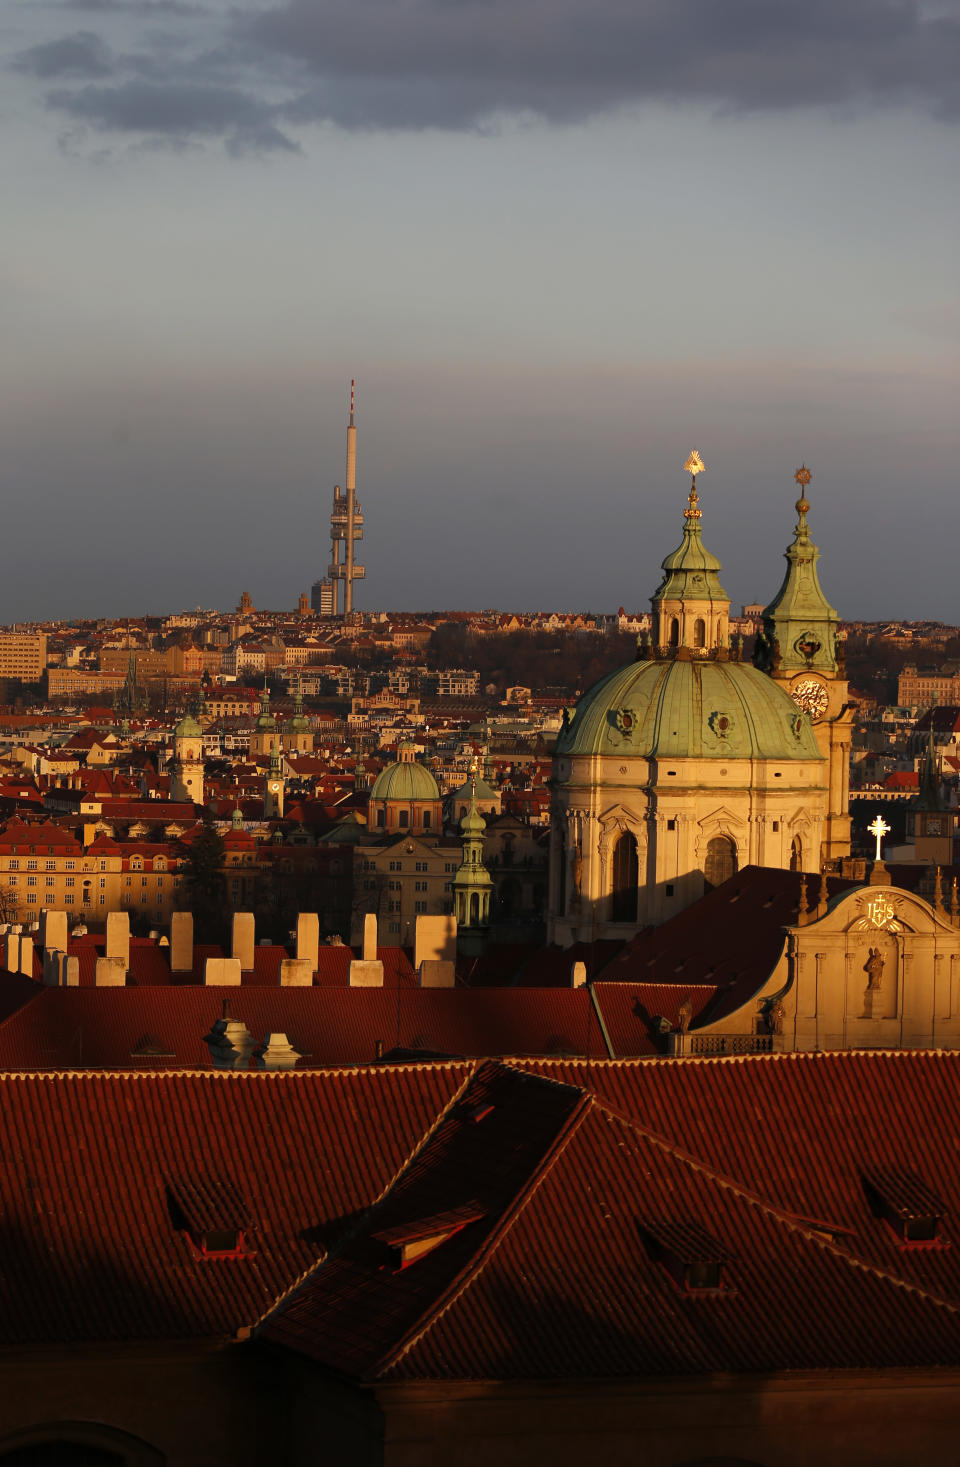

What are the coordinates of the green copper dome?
(173, 712, 202, 738)
(556, 655, 822, 762)
(370, 758, 441, 803)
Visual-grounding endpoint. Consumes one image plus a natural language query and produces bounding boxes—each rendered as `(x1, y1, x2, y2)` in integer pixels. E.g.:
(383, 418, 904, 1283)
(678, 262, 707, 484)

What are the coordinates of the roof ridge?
(251, 1060, 482, 1331)
(374, 1081, 593, 1380)
(593, 1102, 960, 1315)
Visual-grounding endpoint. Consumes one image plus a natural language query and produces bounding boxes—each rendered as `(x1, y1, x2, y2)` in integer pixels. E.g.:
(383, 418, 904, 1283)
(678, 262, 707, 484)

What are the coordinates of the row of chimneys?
(31, 908, 462, 989)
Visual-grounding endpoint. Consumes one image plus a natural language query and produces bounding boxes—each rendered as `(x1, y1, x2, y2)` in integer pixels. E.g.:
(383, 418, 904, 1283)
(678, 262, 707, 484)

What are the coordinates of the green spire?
(232, 805, 244, 831)
(268, 743, 281, 776)
(452, 773, 493, 935)
(651, 478, 729, 606)
(755, 466, 840, 676)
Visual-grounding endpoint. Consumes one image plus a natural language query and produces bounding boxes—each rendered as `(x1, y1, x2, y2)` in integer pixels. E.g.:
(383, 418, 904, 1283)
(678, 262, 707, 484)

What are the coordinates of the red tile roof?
(0, 1064, 469, 1343)
(0, 986, 609, 1069)
(262, 1055, 960, 1380)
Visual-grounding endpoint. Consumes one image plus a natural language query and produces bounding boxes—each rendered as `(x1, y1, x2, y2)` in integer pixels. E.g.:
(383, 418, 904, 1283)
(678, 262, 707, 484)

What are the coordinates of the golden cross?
(868, 815, 890, 861)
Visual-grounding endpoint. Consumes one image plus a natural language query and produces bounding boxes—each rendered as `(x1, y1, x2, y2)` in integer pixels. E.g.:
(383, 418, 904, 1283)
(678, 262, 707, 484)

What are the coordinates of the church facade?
(549, 462, 849, 946)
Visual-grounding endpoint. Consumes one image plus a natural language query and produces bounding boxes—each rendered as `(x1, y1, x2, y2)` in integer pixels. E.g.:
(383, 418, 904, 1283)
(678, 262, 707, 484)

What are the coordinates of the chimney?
(170, 911, 193, 972)
(232, 912, 255, 972)
(204, 957, 242, 986)
(105, 911, 130, 971)
(279, 959, 312, 987)
(414, 914, 456, 970)
(95, 956, 126, 986)
(295, 912, 319, 968)
(40, 909, 68, 958)
(203, 1015, 256, 1069)
(254, 1032, 302, 1071)
(418, 959, 455, 988)
(362, 912, 378, 963)
(571, 961, 587, 988)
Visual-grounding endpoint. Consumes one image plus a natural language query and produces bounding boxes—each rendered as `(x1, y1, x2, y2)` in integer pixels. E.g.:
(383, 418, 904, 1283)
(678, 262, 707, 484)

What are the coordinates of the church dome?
(369, 756, 441, 804)
(556, 654, 822, 763)
(173, 712, 202, 739)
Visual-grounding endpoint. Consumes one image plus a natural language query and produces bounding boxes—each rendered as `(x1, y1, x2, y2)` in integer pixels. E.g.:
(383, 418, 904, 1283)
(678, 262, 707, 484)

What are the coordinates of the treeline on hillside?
(424, 625, 637, 697)
(842, 635, 960, 707)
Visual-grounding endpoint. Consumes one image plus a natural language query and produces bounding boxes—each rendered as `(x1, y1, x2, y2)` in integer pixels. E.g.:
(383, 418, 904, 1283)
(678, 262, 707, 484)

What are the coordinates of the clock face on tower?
(269, 781, 281, 793)
(792, 678, 829, 718)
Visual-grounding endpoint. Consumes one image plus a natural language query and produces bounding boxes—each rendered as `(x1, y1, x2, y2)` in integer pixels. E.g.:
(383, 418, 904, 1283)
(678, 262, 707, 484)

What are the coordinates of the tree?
(182, 809, 227, 944)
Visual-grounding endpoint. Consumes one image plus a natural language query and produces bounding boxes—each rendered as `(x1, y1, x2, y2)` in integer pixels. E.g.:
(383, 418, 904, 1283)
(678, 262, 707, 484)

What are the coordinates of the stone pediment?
(797, 885, 955, 939)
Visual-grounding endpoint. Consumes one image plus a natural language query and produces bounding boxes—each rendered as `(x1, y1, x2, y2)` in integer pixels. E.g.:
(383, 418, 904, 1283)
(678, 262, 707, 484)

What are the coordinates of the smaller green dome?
(174, 712, 202, 738)
(370, 757, 441, 804)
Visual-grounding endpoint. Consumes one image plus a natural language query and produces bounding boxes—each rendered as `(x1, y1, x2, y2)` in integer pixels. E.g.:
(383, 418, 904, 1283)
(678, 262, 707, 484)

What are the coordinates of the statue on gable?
(864, 947, 885, 991)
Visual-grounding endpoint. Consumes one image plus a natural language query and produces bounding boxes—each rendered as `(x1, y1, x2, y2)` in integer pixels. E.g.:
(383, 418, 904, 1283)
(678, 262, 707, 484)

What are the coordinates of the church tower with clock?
(753, 468, 852, 864)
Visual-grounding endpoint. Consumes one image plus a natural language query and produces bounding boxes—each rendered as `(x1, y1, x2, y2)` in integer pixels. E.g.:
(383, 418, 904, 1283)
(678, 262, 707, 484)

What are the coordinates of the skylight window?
(863, 1167, 948, 1248)
(168, 1178, 254, 1261)
(640, 1218, 733, 1293)
(374, 1204, 485, 1271)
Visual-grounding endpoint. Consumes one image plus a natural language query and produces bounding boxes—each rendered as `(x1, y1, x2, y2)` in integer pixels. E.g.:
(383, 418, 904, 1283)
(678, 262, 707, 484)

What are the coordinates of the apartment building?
(0, 630, 47, 682)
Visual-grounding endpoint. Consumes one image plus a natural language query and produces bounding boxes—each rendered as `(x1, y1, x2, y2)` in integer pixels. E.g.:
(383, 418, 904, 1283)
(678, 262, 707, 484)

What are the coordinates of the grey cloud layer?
(254, 0, 960, 125)
(12, 0, 960, 155)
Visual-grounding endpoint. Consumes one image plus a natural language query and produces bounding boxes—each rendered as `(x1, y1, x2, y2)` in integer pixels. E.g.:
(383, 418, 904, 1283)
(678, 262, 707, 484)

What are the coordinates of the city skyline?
(3, 0, 958, 622)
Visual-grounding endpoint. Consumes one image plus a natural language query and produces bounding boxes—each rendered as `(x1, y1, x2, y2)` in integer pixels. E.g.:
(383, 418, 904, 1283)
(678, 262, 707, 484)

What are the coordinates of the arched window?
(669, 617, 680, 647)
(422, 810, 431, 829)
(469, 892, 479, 924)
(693, 617, 706, 648)
(398, 809, 409, 827)
(611, 832, 639, 923)
(704, 835, 737, 888)
(790, 836, 802, 871)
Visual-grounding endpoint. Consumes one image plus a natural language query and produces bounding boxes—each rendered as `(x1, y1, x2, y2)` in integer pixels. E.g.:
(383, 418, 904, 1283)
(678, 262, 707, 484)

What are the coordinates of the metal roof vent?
(863, 1167, 948, 1246)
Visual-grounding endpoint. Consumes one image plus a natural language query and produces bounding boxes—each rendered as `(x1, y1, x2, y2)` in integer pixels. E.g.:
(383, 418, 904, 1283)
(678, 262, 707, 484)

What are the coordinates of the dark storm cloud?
(14, 30, 114, 78)
(58, 0, 204, 14)
(47, 77, 270, 133)
(250, 0, 960, 128)
(16, 0, 960, 156)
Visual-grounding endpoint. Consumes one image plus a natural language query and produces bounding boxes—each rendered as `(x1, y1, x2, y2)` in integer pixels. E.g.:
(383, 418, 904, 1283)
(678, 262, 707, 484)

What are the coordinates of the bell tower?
(755, 466, 851, 864)
(264, 745, 285, 820)
(452, 773, 493, 956)
(170, 710, 204, 806)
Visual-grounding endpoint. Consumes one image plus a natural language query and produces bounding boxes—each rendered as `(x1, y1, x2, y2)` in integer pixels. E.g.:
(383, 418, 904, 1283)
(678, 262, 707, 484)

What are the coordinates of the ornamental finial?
(794, 463, 812, 519)
(683, 450, 704, 519)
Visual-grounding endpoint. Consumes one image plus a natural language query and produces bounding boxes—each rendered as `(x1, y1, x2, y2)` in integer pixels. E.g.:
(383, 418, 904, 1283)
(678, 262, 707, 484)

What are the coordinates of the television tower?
(327, 380, 365, 615)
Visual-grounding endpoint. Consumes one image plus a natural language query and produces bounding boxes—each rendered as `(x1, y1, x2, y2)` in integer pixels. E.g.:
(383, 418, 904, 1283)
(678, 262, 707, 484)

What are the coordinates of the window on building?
(415, 900, 427, 913)
(422, 811, 431, 829)
(99, 878, 106, 889)
(704, 835, 737, 888)
(27, 876, 37, 887)
(611, 832, 639, 923)
(398, 810, 409, 827)
(65, 860, 75, 870)
(65, 877, 74, 888)
(8, 860, 18, 871)
(7, 876, 17, 886)
(45, 877, 55, 887)
(44, 860, 56, 871)
(26, 861, 37, 871)
(790, 836, 802, 871)
(27, 894, 37, 904)
(693, 617, 706, 649)
(141, 877, 148, 887)
(669, 617, 680, 646)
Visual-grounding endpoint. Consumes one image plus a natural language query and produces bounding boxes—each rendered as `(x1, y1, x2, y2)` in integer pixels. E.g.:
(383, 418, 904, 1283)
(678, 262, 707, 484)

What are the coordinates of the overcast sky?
(2, 0, 958, 622)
